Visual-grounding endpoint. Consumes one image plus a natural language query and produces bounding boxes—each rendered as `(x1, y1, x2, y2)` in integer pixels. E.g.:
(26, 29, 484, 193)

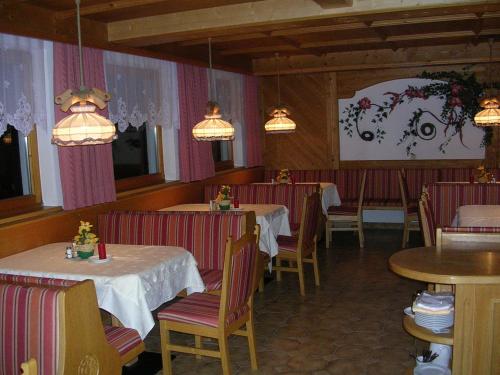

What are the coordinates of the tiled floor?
(146, 229, 426, 374)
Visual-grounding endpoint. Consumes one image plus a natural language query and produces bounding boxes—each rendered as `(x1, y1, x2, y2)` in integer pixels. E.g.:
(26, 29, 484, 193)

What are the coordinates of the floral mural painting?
(339, 70, 491, 160)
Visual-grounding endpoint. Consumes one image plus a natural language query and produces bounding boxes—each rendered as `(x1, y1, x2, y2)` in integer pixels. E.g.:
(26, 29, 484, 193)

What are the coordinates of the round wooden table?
(389, 246, 500, 375)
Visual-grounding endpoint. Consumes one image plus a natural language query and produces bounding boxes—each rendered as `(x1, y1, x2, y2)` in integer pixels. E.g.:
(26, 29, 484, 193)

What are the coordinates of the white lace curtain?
(212, 69, 244, 127)
(0, 33, 47, 136)
(212, 69, 246, 166)
(104, 51, 179, 132)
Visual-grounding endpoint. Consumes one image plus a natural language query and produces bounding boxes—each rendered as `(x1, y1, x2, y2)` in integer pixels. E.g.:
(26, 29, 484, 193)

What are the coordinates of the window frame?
(114, 126, 165, 193)
(0, 128, 42, 217)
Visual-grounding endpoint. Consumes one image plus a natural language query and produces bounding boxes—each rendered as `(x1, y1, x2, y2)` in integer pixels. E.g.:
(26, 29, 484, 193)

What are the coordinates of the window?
(213, 70, 246, 169)
(0, 34, 45, 214)
(112, 124, 159, 179)
(104, 51, 179, 189)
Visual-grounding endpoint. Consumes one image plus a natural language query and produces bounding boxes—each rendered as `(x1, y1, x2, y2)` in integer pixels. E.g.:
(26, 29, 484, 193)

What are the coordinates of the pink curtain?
(54, 43, 116, 210)
(244, 75, 263, 167)
(177, 63, 215, 182)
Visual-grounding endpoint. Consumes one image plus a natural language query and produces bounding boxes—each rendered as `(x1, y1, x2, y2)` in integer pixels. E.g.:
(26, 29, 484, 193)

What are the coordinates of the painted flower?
(450, 83, 463, 97)
(358, 97, 371, 110)
(448, 96, 463, 107)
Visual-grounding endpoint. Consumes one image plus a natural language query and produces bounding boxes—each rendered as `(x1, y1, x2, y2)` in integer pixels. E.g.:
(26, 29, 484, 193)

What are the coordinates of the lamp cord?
(208, 37, 213, 101)
(488, 38, 493, 90)
(75, 0, 85, 91)
(276, 53, 281, 105)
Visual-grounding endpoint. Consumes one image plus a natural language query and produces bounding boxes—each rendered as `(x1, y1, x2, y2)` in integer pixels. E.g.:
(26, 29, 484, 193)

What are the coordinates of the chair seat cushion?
(198, 269, 223, 292)
(327, 205, 359, 215)
(158, 293, 248, 328)
(277, 235, 299, 252)
(104, 326, 143, 357)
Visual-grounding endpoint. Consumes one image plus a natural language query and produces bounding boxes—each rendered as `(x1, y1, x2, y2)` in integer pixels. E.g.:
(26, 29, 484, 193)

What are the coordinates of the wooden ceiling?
(1, 0, 499, 73)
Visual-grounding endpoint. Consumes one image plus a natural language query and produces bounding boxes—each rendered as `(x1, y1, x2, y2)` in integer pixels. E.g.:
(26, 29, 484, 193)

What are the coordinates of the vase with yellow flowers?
(73, 221, 99, 259)
(216, 185, 231, 210)
(476, 165, 494, 183)
(277, 169, 291, 184)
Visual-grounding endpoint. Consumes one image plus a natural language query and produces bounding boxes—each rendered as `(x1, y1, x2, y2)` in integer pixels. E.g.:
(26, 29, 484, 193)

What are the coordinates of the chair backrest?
(436, 227, 500, 250)
(296, 192, 321, 256)
(418, 191, 436, 246)
(219, 233, 258, 327)
(398, 169, 411, 211)
(357, 170, 367, 214)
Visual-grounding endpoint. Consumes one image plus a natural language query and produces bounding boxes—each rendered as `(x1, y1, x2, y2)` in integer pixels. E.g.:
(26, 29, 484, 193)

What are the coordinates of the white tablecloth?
(0, 243, 205, 338)
(316, 183, 342, 214)
(451, 205, 500, 227)
(160, 204, 291, 258)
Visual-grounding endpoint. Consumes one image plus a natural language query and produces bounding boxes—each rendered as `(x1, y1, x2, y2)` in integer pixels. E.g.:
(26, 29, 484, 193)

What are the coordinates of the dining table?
(160, 203, 291, 258)
(0, 242, 205, 338)
(451, 204, 500, 227)
(252, 182, 342, 215)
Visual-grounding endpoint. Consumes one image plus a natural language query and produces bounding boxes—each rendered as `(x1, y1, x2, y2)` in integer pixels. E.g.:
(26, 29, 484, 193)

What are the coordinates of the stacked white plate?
(414, 310, 454, 331)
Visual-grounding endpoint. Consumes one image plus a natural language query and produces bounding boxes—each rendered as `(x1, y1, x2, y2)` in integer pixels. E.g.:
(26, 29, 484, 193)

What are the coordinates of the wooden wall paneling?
(326, 72, 339, 169)
(262, 61, 500, 170)
(0, 167, 264, 259)
(262, 73, 331, 170)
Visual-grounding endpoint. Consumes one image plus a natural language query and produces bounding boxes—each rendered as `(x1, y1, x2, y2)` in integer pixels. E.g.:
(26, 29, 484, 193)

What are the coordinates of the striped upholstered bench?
(98, 210, 256, 292)
(426, 182, 500, 227)
(203, 183, 319, 232)
(0, 277, 144, 374)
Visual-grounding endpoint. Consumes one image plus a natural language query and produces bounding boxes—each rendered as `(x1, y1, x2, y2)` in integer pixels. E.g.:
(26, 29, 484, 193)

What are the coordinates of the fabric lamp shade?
(52, 104, 117, 146)
(192, 113, 235, 141)
(474, 97, 500, 127)
(264, 110, 296, 134)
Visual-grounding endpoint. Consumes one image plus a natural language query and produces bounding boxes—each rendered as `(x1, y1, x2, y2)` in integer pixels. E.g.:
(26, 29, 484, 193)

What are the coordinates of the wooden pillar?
(327, 72, 340, 169)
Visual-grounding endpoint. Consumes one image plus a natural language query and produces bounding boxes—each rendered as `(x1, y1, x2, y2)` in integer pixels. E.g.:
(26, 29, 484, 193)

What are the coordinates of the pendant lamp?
(474, 39, 500, 127)
(265, 53, 296, 134)
(52, 0, 116, 146)
(192, 38, 235, 141)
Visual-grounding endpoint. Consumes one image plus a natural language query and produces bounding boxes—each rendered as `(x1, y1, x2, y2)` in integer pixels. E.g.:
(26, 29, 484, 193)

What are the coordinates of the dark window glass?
(212, 140, 233, 163)
(0, 125, 23, 199)
(112, 123, 153, 180)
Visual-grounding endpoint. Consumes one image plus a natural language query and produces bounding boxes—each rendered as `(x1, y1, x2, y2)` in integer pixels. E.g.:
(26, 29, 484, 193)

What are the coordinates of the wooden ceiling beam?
(313, 0, 353, 9)
(270, 22, 368, 37)
(370, 13, 480, 27)
(220, 44, 300, 56)
(253, 42, 500, 75)
(386, 30, 476, 42)
(107, 0, 494, 44)
(55, 0, 170, 19)
(179, 32, 269, 46)
(301, 37, 381, 49)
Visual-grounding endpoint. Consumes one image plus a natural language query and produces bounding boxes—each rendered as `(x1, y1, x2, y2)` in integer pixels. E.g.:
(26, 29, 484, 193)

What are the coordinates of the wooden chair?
(158, 232, 259, 375)
(325, 169, 366, 249)
(399, 169, 420, 248)
(273, 192, 321, 296)
(418, 190, 436, 246)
